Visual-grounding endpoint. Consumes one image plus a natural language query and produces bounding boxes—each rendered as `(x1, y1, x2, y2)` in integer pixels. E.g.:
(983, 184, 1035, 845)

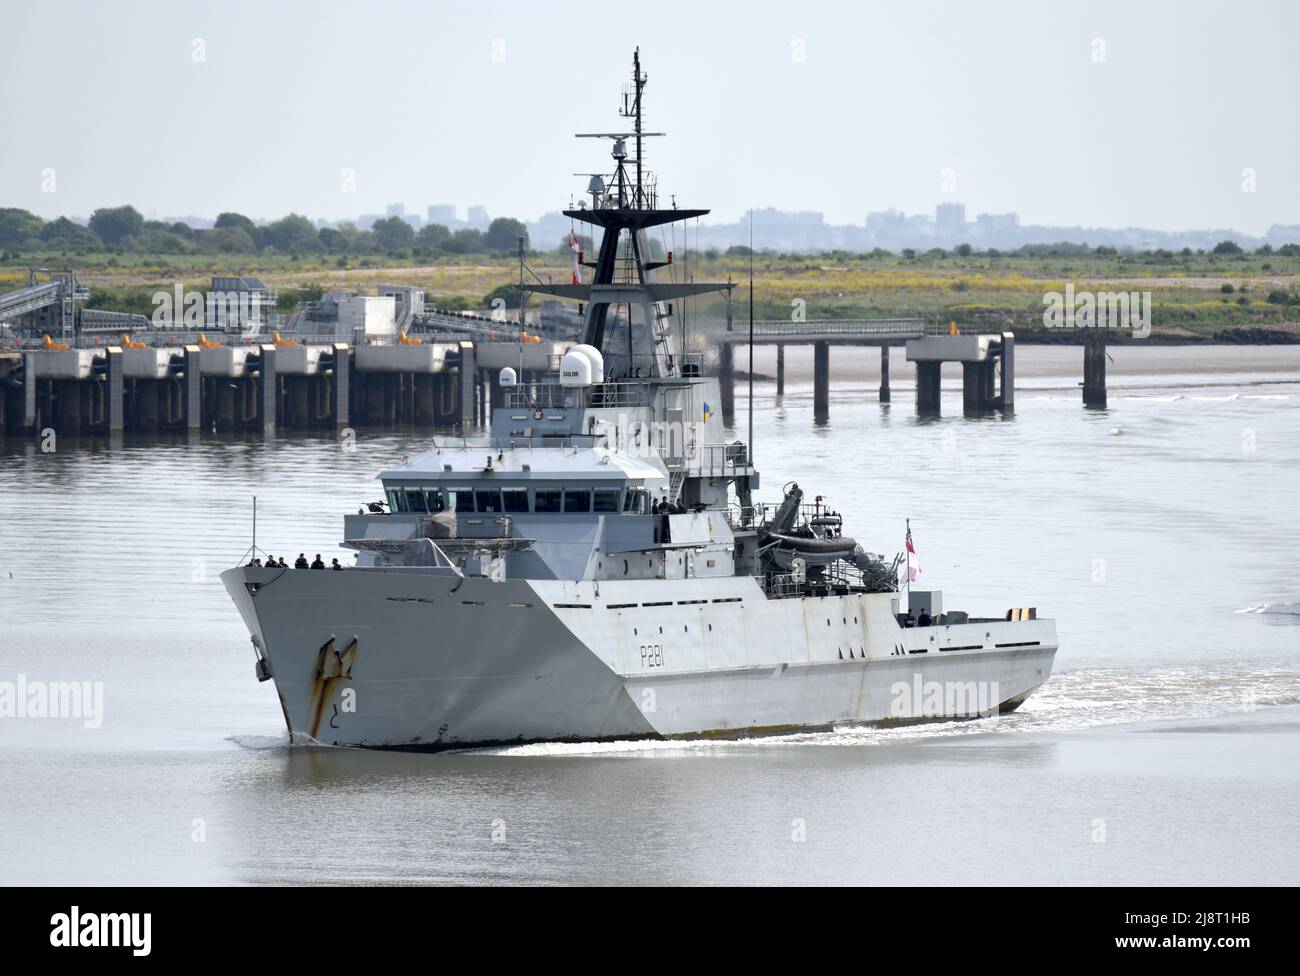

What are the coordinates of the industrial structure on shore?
(0, 270, 582, 436)
(1, 262, 1115, 439)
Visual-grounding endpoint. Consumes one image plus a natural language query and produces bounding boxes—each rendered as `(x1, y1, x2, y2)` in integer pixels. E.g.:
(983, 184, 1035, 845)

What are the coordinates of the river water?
(2, 344, 1298, 885)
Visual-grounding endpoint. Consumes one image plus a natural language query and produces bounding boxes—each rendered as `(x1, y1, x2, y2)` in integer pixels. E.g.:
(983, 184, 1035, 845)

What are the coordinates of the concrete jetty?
(0, 336, 482, 438)
(716, 320, 1016, 423)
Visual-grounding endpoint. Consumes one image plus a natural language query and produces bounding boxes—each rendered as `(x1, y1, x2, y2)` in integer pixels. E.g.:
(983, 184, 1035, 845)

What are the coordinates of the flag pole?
(905, 517, 910, 612)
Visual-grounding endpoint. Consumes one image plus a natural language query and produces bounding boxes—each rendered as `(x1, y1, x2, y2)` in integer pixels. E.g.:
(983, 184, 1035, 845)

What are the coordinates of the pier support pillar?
(775, 343, 785, 396)
(106, 348, 124, 431)
(962, 362, 982, 414)
(22, 353, 38, 433)
(1083, 331, 1107, 408)
(813, 341, 830, 424)
(360, 373, 376, 424)
(214, 379, 235, 432)
(285, 376, 308, 429)
(134, 380, 159, 431)
(58, 380, 83, 434)
(259, 345, 277, 433)
(879, 345, 891, 403)
(183, 346, 201, 431)
(1000, 333, 1015, 413)
(483, 370, 502, 420)
(916, 361, 941, 415)
(332, 344, 349, 428)
(414, 374, 435, 426)
(458, 341, 476, 429)
(719, 342, 735, 427)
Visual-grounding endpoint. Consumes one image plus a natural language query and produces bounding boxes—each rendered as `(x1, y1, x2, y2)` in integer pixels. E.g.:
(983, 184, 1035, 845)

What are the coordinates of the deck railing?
(505, 380, 657, 410)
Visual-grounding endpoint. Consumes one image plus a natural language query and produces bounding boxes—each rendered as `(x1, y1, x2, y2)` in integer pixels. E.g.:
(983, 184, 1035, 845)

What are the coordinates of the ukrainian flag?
(702, 402, 714, 422)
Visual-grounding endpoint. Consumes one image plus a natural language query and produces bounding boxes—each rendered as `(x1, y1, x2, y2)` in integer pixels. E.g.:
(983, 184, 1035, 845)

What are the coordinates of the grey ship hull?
(223, 566, 1058, 750)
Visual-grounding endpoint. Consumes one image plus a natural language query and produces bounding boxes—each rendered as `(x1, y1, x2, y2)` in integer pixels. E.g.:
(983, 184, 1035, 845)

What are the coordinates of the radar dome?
(560, 344, 605, 387)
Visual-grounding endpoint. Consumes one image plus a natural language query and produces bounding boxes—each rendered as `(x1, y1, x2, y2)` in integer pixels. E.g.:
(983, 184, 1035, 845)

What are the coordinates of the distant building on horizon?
(427, 204, 457, 226)
(1265, 224, 1300, 247)
(935, 202, 967, 244)
(331, 201, 1294, 254)
(973, 212, 1020, 248)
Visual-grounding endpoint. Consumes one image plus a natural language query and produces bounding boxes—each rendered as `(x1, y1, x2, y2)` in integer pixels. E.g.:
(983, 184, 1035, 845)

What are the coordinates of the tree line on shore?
(0, 206, 533, 260)
(2, 205, 1297, 267)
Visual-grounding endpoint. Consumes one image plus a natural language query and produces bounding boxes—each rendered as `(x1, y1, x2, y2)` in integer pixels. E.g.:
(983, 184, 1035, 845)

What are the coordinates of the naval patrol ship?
(222, 52, 1058, 749)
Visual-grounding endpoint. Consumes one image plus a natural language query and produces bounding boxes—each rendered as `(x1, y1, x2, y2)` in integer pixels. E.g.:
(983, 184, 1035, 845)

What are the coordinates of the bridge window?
(564, 489, 592, 513)
(475, 489, 502, 513)
(446, 488, 475, 514)
(623, 488, 649, 514)
(425, 490, 446, 513)
(593, 489, 621, 513)
(534, 489, 561, 513)
(502, 488, 529, 513)
(404, 489, 427, 513)
(387, 489, 406, 513)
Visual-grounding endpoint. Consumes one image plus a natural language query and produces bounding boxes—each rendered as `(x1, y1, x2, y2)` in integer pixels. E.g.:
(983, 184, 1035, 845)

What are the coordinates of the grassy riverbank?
(4, 248, 1299, 341)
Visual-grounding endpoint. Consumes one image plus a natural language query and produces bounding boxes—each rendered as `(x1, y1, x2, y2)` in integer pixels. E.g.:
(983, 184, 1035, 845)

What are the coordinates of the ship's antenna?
(515, 235, 525, 415)
(634, 48, 642, 206)
(748, 209, 755, 467)
(619, 47, 645, 207)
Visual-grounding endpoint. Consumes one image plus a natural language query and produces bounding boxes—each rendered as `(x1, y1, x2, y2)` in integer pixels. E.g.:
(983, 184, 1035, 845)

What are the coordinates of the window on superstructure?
(404, 489, 427, 513)
(534, 489, 561, 513)
(623, 488, 649, 514)
(425, 490, 446, 513)
(563, 489, 592, 513)
(502, 489, 529, 513)
(475, 489, 502, 513)
(446, 488, 475, 514)
(388, 489, 407, 513)
(594, 489, 621, 513)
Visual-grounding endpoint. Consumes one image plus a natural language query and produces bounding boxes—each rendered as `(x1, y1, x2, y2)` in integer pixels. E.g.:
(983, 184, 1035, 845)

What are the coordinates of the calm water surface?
(2, 345, 1298, 885)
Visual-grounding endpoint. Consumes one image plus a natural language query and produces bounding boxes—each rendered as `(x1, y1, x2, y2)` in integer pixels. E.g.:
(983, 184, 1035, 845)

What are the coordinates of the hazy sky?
(3, 0, 1297, 232)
